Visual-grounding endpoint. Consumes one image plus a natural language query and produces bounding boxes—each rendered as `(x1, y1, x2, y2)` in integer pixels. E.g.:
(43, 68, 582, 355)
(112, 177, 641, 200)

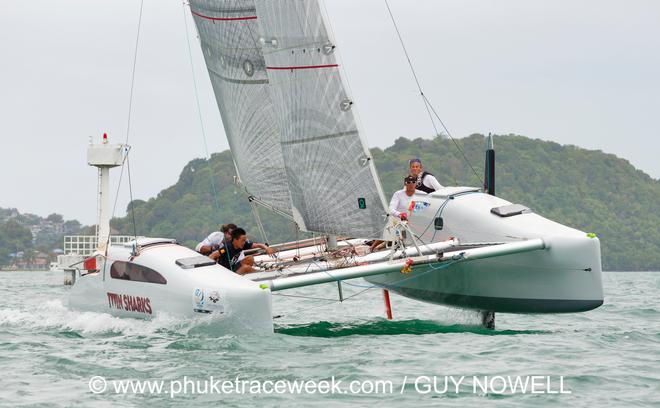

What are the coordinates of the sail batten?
(266, 64, 339, 70)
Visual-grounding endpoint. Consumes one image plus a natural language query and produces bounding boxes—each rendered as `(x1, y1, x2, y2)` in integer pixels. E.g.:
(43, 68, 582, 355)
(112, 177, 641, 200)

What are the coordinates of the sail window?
(243, 60, 255, 77)
(260, 37, 278, 48)
(340, 100, 353, 111)
(110, 261, 167, 284)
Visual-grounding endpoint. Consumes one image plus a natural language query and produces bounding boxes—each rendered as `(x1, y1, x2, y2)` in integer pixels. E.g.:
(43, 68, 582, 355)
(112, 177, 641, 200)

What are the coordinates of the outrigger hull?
(364, 235, 603, 314)
(255, 188, 605, 316)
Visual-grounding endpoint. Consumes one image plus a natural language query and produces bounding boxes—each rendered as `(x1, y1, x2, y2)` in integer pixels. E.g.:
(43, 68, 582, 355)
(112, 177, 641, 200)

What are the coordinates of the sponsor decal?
(408, 201, 431, 213)
(192, 288, 224, 314)
(193, 288, 205, 307)
(106, 292, 152, 315)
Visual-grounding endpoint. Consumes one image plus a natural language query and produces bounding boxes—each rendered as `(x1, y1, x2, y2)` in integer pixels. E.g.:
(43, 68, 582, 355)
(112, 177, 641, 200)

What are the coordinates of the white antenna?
(87, 133, 125, 252)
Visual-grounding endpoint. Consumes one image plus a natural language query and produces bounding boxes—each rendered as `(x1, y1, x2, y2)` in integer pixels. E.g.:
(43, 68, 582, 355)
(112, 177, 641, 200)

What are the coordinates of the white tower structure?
(87, 133, 125, 253)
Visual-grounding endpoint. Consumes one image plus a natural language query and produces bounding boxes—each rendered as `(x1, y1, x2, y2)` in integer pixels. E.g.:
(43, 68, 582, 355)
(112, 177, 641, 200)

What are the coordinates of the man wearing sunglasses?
(388, 175, 421, 221)
(370, 175, 422, 252)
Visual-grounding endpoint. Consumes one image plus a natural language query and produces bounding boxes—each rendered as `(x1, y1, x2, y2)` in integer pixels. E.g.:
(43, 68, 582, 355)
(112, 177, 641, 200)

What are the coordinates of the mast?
(484, 133, 495, 196)
(482, 133, 496, 329)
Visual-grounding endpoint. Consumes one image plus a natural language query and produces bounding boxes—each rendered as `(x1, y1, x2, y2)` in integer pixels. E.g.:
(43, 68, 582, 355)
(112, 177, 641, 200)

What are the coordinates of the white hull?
(365, 236, 603, 313)
(368, 189, 604, 313)
(69, 239, 273, 334)
(253, 187, 604, 314)
(68, 188, 604, 330)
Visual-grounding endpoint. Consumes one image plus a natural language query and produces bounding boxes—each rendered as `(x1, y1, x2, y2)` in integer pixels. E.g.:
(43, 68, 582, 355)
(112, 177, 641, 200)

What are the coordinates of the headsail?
(254, 0, 388, 238)
(189, 0, 293, 213)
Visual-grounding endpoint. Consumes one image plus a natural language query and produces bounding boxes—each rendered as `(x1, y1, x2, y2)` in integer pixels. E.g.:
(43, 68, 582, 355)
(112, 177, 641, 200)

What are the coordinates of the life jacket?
(416, 171, 436, 193)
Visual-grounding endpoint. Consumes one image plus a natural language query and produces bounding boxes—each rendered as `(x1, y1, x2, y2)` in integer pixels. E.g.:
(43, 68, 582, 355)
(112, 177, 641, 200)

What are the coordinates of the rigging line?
(182, 3, 221, 211)
(383, 0, 482, 186)
(272, 284, 376, 305)
(422, 93, 482, 184)
(106, 0, 144, 253)
(290, 298, 340, 314)
(271, 286, 378, 319)
(124, 0, 144, 146)
(126, 153, 139, 243)
(107, 146, 130, 253)
(418, 190, 479, 240)
(272, 285, 379, 319)
(308, 256, 458, 290)
(341, 286, 376, 301)
(383, 0, 441, 144)
(272, 293, 337, 302)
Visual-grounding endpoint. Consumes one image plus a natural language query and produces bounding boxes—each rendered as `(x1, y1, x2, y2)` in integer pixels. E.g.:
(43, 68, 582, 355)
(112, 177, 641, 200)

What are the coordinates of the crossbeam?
(265, 239, 546, 291)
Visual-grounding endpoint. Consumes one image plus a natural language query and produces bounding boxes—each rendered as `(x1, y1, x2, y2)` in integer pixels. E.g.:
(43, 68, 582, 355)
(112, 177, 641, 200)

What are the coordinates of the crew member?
(196, 223, 237, 257)
(389, 175, 421, 221)
(409, 158, 443, 193)
(370, 176, 422, 252)
(215, 227, 275, 275)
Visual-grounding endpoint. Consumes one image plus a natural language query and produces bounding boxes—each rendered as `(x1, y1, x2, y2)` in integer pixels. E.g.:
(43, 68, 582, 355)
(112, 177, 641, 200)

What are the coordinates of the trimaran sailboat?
(69, 0, 604, 332)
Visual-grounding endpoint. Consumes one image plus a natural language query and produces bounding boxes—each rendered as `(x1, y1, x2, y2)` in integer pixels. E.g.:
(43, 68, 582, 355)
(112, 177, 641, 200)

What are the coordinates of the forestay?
(254, 0, 388, 238)
(189, 0, 293, 213)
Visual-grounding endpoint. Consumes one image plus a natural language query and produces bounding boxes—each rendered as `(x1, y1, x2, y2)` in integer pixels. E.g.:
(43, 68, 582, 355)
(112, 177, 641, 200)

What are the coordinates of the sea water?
(0, 271, 657, 407)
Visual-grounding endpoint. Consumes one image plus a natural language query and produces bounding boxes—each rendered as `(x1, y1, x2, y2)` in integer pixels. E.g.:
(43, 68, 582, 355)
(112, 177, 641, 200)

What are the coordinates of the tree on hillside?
(46, 213, 64, 223)
(0, 220, 33, 265)
(63, 220, 81, 233)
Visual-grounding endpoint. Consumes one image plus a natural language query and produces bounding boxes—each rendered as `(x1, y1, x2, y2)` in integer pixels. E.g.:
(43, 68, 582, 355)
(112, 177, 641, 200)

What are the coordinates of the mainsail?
(190, 0, 388, 238)
(189, 0, 293, 213)
(254, 0, 388, 238)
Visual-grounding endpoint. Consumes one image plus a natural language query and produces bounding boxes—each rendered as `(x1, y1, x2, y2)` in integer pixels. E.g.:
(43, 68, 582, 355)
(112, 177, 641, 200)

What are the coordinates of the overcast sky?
(1, 0, 658, 225)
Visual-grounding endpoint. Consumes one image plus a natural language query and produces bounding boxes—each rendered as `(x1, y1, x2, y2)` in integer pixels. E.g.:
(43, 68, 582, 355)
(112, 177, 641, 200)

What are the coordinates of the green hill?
(0, 209, 87, 267)
(111, 134, 660, 271)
